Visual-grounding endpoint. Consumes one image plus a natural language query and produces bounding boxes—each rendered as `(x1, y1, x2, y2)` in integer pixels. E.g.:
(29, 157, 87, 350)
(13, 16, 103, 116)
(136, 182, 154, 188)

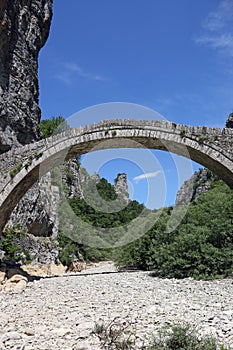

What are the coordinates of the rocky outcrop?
(114, 173, 129, 204)
(175, 168, 219, 206)
(0, 0, 53, 153)
(7, 164, 131, 264)
(226, 112, 233, 128)
(9, 172, 60, 237)
(62, 159, 91, 199)
(10, 166, 130, 239)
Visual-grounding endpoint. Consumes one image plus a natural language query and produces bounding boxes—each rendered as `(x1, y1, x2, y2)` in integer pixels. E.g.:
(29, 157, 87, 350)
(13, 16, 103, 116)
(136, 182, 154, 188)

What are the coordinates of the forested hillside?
(58, 170, 233, 280)
(115, 180, 233, 279)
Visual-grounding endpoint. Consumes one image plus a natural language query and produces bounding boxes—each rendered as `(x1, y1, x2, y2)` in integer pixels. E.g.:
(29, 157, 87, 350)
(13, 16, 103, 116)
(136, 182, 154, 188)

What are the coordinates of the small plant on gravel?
(147, 323, 228, 350)
(93, 320, 230, 350)
(93, 317, 136, 349)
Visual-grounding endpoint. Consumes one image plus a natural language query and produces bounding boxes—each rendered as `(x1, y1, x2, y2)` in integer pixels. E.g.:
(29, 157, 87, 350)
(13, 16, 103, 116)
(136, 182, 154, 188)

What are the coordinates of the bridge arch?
(0, 119, 233, 231)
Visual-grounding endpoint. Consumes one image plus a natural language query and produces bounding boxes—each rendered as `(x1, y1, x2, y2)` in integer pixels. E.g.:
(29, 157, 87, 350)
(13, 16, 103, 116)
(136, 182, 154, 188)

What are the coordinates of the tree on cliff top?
(40, 116, 69, 138)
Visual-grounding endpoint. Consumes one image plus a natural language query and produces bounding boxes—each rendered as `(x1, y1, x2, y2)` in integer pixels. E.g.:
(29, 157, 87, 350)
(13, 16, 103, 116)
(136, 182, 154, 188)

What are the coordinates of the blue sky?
(38, 0, 233, 208)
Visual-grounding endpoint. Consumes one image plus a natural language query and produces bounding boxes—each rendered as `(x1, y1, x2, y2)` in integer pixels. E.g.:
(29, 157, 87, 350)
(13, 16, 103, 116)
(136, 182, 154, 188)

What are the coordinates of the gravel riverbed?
(0, 261, 233, 349)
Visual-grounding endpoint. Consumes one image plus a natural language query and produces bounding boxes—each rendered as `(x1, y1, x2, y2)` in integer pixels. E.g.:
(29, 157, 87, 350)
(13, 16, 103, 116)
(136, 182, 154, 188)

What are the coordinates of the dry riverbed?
(0, 261, 233, 349)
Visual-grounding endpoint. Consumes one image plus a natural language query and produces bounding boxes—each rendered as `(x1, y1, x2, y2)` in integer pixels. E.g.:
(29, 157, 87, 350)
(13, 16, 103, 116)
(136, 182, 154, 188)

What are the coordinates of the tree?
(40, 116, 69, 138)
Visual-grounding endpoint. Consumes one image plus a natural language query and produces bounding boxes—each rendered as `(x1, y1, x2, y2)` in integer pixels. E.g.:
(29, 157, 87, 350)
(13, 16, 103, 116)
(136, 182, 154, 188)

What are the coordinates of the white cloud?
(196, 33, 233, 50)
(195, 0, 233, 56)
(56, 72, 72, 85)
(65, 62, 106, 81)
(133, 171, 161, 183)
(56, 62, 107, 85)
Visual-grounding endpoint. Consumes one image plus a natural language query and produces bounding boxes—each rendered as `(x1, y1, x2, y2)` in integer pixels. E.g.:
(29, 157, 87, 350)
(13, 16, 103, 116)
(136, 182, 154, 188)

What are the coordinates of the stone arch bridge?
(0, 119, 232, 232)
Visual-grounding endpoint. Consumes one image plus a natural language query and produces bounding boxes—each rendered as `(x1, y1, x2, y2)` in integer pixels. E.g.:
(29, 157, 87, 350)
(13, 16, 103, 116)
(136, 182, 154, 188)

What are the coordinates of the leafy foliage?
(58, 165, 233, 279)
(0, 226, 31, 264)
(58, 176, 146, 263)
(148, 323, 229, 350)
(40, 116, 69, 138)
(115, 181, 233, 279)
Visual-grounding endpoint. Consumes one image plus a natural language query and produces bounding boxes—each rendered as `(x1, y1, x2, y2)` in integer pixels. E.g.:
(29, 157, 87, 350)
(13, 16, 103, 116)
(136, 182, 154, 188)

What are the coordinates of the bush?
(114, 181, 233, 280)
(149, 323, 229, 350)
(93, 317, 135, 349)
(92, 320, 229, 350)
(0, 226, 31, 264)
(9, 163, 23, 179)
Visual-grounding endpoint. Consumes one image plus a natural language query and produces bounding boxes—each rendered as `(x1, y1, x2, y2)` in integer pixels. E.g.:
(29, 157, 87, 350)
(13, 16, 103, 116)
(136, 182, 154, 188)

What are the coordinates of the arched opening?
(0, 120, 233, 232)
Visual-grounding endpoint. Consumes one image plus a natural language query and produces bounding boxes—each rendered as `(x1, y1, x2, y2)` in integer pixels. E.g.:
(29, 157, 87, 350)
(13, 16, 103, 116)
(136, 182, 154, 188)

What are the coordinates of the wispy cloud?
(56, 62, 107, 85)
(195, 33, 233, 50)
(155, 92, 202, 112)
(65, 63, 106, 81)
(195, 0, 233, 56)
(133, 171, 161, 184)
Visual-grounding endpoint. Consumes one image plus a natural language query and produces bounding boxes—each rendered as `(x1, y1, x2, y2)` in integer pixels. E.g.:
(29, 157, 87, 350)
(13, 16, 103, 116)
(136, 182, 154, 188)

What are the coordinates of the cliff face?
(175, 168, 219, 206)
(226, 113, 233, 128)
(7, 166, 130, 264)
(114, 173, 129, 204)
(0, 0, 53, 153)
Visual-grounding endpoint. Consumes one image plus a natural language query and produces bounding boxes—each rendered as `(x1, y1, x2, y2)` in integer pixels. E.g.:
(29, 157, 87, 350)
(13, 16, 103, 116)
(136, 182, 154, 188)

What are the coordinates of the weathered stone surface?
(0, 119, 233, 234)
(0, 250, 5, 261)
(6, 162, 98, 264)
(0, 265, 6, 283)
(0, 0, 53, 153)
(114, 173, 129, 204)
(175, 168, 218, 206)
(21, 263, 66, 277)
(1, 273, 28, 292)
(67, 261, 86, 273)
(226, 112, 233, 128)
(61, 159, 90, 199)
(9, 172, 60, 237)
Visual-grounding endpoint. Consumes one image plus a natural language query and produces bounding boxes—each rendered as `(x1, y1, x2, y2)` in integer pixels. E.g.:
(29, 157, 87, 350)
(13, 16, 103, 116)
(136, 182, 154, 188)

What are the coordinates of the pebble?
(0, 261, 232, 349)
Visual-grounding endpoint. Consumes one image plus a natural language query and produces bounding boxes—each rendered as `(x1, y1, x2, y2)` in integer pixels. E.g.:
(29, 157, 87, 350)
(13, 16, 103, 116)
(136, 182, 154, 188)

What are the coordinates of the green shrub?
(115, 180, 233, 280)
(34, 151, 43, 160)
(198, 134, 207, 145)
(0, 226, 31, 264)
(92, 320, 229, 350)
(180, 128, 186, 138)
(9, 163, 23, 179)
(149, 323, 228, 350)
(40, 116, 69, 138)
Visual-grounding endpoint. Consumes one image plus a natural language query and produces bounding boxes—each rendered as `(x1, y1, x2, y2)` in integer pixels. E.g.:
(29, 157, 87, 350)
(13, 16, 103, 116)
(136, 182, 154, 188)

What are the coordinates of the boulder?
(1, 274, 28, 292)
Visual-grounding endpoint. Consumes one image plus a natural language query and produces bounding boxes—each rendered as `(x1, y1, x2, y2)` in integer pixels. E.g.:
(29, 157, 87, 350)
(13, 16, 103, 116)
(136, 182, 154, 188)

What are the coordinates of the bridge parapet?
(0, 119, 232, 232)
(0, 119, 232, 193)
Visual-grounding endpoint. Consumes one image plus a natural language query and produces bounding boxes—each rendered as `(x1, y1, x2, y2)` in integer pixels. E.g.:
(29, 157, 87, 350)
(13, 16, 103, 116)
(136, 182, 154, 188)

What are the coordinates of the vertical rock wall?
(226, 113, 233, 128)
(114, 173, 129, 204)
(175, 168, 219, 206)
(0, 0, 53, 153)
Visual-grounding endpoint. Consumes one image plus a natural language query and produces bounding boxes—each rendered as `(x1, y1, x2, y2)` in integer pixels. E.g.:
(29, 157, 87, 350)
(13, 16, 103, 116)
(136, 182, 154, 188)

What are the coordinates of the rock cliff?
(6, 164, 130, 264)
(175, 168, 219, 206)
(0, 0, 53, 153)
(226, 112, 233, 128)
(114, 173, 129, 204)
